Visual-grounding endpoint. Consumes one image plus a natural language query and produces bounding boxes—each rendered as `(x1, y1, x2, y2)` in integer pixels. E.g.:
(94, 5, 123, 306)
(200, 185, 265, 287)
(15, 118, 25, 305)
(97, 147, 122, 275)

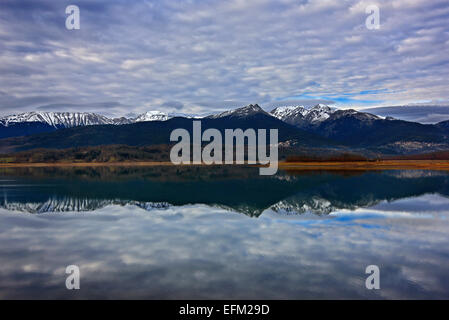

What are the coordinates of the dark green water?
(1, 166, 449, 299)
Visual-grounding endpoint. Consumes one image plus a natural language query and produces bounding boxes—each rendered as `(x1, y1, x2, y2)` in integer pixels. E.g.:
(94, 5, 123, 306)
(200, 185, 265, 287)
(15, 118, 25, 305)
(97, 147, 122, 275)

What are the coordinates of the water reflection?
(1, 166, 449, 216)
(0, 166, 449, 299)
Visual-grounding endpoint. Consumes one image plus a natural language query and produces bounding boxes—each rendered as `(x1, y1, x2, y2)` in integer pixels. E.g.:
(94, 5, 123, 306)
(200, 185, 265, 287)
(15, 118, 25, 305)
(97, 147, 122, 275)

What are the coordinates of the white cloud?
(121, 58, 156, 70)
(0, 0, 447, 117)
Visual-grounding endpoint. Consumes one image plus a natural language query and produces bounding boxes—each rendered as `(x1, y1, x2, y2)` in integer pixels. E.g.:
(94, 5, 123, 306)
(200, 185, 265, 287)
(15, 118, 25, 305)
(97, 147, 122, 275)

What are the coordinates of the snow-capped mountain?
(131, 111, 201, 122)
(0, 104, 373, 130)
(270, 104, 337, 128)
(208, 104, 269, 119)
(133, 110, 172, 122)
(0, 110, 189, 129)
(3, 104, 447, 155)
(0, 111, 113, 128)
(111, 117, 133, 125)
(0, 109, 202, 139)
(325, 108, 380, 121)
(305, 104, 337, 123)
(270, 105, 308, 121)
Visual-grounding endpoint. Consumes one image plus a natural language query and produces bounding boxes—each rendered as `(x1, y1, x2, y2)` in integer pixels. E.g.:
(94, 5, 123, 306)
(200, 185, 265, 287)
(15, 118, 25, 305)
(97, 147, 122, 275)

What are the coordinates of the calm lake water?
(1, 166, 449, 299)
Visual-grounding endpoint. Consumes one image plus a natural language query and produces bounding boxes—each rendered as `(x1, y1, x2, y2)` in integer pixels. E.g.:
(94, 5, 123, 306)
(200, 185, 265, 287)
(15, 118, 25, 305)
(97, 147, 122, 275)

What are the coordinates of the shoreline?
(278, 160, 449, 171)
(1, 160, 449, 171)
(0, 161, 177, 168)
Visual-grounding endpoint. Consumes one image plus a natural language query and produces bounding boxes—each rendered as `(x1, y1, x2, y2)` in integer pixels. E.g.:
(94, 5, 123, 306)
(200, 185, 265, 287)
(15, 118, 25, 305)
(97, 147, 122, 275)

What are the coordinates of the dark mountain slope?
(312, 110, 448, 152)
(0, 113, 332, 153)
(0, 122, 59, 139)
(436, 120, 449, 131)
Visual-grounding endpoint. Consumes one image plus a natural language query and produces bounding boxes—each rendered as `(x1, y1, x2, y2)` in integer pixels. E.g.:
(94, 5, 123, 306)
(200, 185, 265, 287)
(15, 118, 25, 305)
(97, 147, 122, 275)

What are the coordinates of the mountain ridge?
(1, 104, 449, 155)
(0, 111, 113, 128)
(0, 109, 333, 153)
(270, 104, 337, 128)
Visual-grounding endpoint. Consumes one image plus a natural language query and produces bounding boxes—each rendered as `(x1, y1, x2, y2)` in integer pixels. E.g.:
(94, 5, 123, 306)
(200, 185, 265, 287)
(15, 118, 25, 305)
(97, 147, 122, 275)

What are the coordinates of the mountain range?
(0, 104, 339, 130)
(0, 110, 200, 139)
(0, 110, 178, 128)
(1, 104, 449, 155)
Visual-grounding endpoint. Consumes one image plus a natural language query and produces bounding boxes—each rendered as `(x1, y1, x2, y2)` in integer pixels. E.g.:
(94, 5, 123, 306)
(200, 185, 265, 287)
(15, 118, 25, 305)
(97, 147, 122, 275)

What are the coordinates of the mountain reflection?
(1, 166, 449, 215)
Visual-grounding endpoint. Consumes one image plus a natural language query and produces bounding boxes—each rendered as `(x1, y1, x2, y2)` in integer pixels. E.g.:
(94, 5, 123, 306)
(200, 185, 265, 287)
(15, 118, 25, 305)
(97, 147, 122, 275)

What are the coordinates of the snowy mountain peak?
(209, 104, 266, 119)
(310, 104, 335, 112)
(243, 104, 264, 112)
(111, 117, 133, 125)
(270, 104, 336, 127)
(0, 109, 195, 129)
(133, 110, 171, 122)
(271, 105, 308, 119)
(306, 104, 337, 123)
(0, 111, 113, 128)
(329, 109, 380, 121)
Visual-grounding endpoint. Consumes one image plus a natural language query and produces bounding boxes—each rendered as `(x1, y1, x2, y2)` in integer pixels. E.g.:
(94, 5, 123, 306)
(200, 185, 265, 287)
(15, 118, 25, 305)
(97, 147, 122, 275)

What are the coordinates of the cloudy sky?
(0, 0, 448, 121)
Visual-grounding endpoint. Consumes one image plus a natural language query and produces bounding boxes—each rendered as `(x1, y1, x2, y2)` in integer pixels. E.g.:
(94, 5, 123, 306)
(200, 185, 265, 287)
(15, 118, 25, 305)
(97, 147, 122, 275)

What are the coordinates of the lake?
(1, 166, 448, 299)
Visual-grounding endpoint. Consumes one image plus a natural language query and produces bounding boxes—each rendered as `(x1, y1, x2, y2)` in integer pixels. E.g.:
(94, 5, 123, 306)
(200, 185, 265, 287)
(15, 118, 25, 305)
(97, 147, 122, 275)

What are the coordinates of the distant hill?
(310, 110, 449, 153)
(436, 120, 449, 131)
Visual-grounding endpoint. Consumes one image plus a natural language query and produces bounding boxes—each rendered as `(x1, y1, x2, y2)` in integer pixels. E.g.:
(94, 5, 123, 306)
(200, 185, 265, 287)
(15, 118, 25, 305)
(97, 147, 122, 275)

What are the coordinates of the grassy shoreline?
(279, 160, 449, 171)
(1, 160, 449, 171)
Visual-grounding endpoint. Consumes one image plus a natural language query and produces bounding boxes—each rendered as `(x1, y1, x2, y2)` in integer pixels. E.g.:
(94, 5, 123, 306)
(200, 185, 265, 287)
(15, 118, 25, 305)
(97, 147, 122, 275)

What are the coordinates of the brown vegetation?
(386, 150, 449, 160)
(279, 160, 449, 171)
(285, 152, 370, 162)
(2, 146, 449, 172)
(0, 145, 171, 164)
